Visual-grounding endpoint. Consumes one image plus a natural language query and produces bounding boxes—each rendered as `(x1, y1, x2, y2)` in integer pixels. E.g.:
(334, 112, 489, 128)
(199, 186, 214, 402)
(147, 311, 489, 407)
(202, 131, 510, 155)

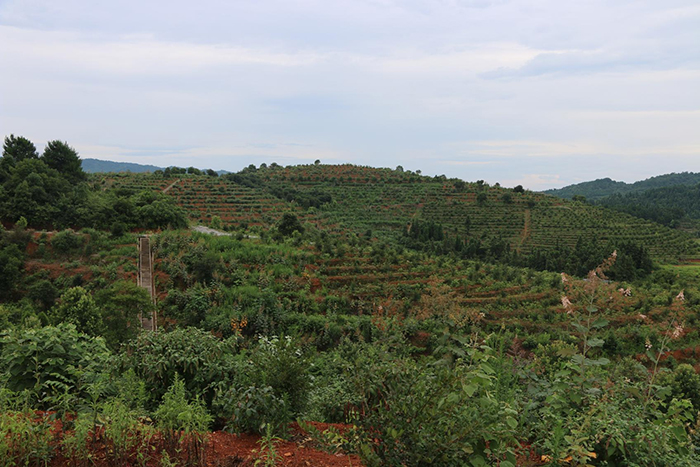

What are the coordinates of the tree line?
(0, 135, 188, 232)
(403, 218, 653, 280)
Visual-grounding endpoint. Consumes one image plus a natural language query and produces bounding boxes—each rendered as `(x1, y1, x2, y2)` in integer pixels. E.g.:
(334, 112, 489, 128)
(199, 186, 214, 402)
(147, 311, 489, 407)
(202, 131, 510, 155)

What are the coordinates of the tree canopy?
(0, 135, 188, 231)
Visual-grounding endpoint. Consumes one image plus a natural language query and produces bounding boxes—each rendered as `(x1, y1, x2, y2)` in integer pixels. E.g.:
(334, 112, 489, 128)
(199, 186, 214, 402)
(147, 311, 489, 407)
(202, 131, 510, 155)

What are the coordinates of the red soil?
(24, 261, 94, 281)
(207, 423, 361, 467)
(46, 422, 361, 467)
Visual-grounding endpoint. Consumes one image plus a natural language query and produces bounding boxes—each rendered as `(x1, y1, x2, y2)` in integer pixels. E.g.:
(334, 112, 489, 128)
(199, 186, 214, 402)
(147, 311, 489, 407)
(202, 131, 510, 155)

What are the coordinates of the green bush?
(121, 327, 237, 410)
(0, 324, 110, 407)
(214, 385, 289, 435)
(0, 409, 54, 467)
(51, 229, 82, 254)
(662, 364, 700, 413)
(350, 346, 518, 467)
(101, 398, 152, 467)
(155, 376, 212, 466)
(248, 335, 310, 416)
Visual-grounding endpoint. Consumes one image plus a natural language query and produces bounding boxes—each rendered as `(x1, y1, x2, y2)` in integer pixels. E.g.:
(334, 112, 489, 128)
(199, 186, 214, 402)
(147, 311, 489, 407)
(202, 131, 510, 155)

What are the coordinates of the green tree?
(27, 280, 58, 311)
(95, 281, 153, 348)
(277, 213, 303, 237)
(0, 244, 24, 299)
(2, 159, 70, 226)
(41, 140, 86, 184)
(2, 134, 39, 168)
(51, 286, 104, 336)
(135, 193, 188, 229)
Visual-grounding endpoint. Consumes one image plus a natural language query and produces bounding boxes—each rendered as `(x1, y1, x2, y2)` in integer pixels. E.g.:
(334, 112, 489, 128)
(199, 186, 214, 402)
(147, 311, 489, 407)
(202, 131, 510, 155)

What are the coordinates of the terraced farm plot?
(97, 165, 699, 262)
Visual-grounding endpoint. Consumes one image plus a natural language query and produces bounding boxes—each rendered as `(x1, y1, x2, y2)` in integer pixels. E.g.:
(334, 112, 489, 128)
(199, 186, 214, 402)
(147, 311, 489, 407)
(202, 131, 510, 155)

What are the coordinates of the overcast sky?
(1, 0, 699, 189)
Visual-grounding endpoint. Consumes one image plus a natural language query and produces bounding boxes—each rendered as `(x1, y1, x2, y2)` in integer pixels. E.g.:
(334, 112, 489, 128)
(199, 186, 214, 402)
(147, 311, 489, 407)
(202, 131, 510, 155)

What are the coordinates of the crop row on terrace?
(259, 165, 697, 260)
(9, 137, 700, 465)
(96, 167, 698, 262)
(146, 229, 700, 367)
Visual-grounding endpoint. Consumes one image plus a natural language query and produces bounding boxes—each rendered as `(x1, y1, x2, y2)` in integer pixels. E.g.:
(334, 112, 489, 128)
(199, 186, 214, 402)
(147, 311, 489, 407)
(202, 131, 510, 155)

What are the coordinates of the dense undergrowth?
(3, 136, 700, 465)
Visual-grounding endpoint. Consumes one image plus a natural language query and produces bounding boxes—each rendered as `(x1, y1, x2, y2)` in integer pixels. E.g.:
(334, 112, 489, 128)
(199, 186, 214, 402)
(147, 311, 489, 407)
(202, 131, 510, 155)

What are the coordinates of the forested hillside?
(82, 158, 164, 174)
(3, 135, 700, 466)
(597, 184, 700, 228)
(544, 172, 700, 201)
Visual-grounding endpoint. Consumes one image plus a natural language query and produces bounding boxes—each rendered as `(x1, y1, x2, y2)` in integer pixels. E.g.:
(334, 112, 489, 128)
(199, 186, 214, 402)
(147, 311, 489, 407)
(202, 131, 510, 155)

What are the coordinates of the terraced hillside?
(261, 165, 699, 260)
(96, 164, 699, 261)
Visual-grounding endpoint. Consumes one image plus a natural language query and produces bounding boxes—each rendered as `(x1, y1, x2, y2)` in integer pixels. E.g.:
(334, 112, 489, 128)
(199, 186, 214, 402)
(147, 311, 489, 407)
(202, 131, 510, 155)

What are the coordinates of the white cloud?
(449, 139, 700, 159)
(500, 173, 563, 191)
(75, 141, 342, 168)
(0, 26, 321, 76)
(354, 42, 542, 75)
(1, 0, 699, 185)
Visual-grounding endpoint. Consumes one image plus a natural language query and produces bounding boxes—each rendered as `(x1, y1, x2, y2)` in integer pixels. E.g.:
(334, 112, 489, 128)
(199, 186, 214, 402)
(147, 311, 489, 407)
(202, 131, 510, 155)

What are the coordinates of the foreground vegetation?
(3, 135, 700, 466)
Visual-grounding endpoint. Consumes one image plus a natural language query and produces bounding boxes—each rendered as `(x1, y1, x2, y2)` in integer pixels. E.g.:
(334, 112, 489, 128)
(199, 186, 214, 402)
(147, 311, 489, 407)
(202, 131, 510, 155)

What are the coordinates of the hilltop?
(101, 163, 698, 267)
(82, 158, 164, 173)
(544, 172, 700, 201)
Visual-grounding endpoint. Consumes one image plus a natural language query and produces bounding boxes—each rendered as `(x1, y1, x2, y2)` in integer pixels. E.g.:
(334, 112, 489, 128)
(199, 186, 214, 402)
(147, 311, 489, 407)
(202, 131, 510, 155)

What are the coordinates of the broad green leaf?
(591, 318, 609, 329)
(587, 338, 605, 348)
(557, 347, 577, 358)
(671, 425, 687, 442)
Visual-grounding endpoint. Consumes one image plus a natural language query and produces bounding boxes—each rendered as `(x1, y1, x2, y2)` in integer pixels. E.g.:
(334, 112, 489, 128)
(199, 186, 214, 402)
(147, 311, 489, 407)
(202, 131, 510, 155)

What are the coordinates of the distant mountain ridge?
(82, 158, 230, 175)
(544, 172, 700, 201)
(82, 158, 163, 173)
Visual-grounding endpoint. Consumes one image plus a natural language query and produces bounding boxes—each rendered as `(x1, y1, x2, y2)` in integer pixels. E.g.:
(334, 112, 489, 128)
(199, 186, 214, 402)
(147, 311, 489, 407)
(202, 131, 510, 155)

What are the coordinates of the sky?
(1, 0, 699, 190)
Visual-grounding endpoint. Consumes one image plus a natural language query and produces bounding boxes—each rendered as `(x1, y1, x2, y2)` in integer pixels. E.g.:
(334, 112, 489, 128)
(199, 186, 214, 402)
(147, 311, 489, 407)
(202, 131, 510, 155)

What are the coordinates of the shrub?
(110, 221, 126, 238)
(101, 398, 152, 467)
(0, 409, 54, 467)
(217, 384, 290, 436)
(51, 286, 103, 336)
(350, 346, 518, 467)
(121, 327, 237, 410)
(155, 376, 212, 466)
(61, 412, 93, 467)
(51, 229, 82, 254)
(0, 324, 110, 407)
(248, 335, 310, 416)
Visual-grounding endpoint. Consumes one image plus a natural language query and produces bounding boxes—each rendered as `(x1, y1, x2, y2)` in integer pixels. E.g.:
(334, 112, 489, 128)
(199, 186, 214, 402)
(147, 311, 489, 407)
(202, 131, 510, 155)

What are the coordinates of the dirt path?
(191, 225, 232, 236)
(162, 179, 180, 193)
(191, 225, 260, 239)
(137, 236, 156, 331)
(517, 209, 531, 254)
